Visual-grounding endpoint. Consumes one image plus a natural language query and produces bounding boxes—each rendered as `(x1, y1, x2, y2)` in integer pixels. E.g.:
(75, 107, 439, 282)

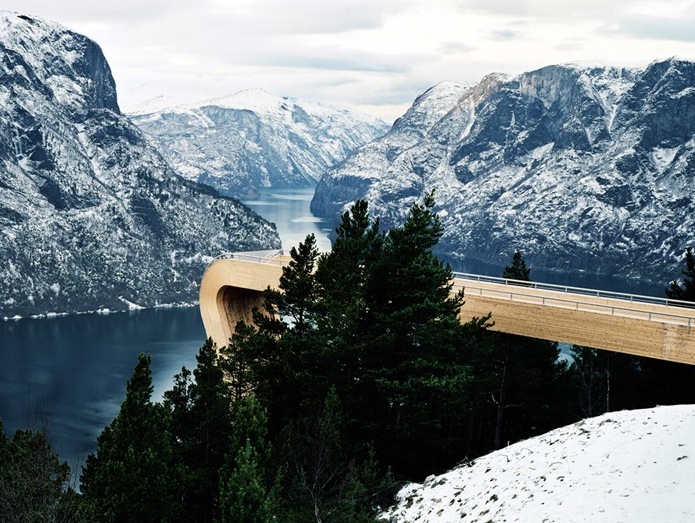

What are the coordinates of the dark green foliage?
(217, 395, 275, 523)
(80, 353, 182, 522)
(0, 420, 72, 523)
(75, 194, 688, 521)
(277, 388, 393, 523)
(218, 441, 274, 523)
(233, 195, 485, 487)
(666, 246, 695, 302)
(276, 234, 322, 334)
(356, 192, 475, 476)
(163, 339, 233, 523)
(503, 249, 531, 282)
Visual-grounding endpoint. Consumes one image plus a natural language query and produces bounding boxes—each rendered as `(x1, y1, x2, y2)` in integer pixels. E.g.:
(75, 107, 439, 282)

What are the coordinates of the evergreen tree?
(358, 191, 476, 477)
(503, 249, 531, 282)
(0, 421, 73, 523)
(217, 395, 275, 523)
(276, 234, 322, 334)
(313, 200, 384, 419)
(667, 246, 695, 302)
(227, 194, 487, 486)
(80, 353, 181, 522)
(279, 388, 392, 523)
(163, 339, 232, 523)
(218, 441, 274, 523)
(248, 233, 336, 430)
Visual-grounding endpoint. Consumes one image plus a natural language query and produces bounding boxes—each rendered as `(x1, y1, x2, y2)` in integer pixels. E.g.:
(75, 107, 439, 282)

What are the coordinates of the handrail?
(211, 250, 287, 265)
(451, 280, 694, 328)
(209, 252, 695, 328)
(452, 271, 694, 309)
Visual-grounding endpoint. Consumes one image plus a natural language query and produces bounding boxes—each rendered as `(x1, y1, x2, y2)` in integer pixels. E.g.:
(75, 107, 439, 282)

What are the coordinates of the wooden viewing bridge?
(199, 251, 695, 366)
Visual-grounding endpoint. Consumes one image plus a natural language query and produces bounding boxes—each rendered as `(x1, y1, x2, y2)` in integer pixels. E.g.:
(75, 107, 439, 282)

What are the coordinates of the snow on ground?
(382, 405, 695, 522)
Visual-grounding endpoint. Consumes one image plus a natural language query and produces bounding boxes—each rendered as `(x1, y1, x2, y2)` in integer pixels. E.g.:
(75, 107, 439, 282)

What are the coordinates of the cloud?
(612, 12, 695, 42)
(5, 0, 695, 123)
(438, 41, 477, 55)
(2, 0, 199, 25)
(233, 0, 413, 35)
(489, 29, 520, 41)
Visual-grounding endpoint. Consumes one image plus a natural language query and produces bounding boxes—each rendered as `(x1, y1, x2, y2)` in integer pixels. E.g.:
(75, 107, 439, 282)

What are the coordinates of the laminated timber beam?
(199, 252, 695, 365)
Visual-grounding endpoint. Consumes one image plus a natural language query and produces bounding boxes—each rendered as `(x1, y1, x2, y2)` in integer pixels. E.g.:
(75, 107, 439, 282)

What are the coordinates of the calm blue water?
(243, 187, 332, 252)
(0, 187, 330, 474)
(0, 308, 203, 469)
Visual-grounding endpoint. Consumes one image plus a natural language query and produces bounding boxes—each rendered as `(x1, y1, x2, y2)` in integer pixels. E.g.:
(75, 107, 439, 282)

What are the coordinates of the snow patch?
(382, 405, 695, 523)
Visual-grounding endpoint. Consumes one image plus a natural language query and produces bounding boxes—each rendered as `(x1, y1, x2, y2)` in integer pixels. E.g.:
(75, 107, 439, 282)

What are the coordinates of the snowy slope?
(131, 90, 389, 198)
(382, 405, 695, 522)
(0, 12, 280, 318)
(313, 61, 695, 284)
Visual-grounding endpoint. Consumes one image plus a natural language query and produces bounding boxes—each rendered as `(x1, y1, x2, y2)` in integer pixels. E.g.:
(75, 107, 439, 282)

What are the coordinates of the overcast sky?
(4, 0, 695, 122)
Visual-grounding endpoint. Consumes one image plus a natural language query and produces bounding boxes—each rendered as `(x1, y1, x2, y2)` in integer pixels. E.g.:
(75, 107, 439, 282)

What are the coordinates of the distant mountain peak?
(132, 91, 390, 198)
(312, 59, 695, 285)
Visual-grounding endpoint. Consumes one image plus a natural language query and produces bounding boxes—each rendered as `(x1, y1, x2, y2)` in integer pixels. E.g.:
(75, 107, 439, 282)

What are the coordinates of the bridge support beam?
(199, 255, 695, 365)
(199, 258, 283, 347)
(459, 289, 695, 365)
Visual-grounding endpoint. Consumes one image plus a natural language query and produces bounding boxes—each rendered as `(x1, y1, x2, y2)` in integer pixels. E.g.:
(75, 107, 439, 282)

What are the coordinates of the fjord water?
(243, 187, 333, 252)
(0, 187, 331, 472)
(0, 185, 667, 473)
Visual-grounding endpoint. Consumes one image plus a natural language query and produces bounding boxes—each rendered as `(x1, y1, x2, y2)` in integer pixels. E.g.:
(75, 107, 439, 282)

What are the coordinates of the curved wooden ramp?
(199, 252, 695, 365)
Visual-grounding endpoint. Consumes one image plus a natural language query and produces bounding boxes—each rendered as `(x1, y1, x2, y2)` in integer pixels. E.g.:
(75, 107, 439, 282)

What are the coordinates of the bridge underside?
(200, 256, 695, 366)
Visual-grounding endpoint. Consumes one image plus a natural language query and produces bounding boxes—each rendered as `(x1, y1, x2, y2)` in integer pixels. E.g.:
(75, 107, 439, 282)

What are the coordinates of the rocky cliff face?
(0, 12, 280, 318)
(312, 60, 695, 285)
(131, 90, 389, 198)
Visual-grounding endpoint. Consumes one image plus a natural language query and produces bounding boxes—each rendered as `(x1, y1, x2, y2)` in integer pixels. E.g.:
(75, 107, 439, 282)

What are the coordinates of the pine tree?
(217, 395, 275, 523)
(358, 191, 475, 477)
(218, 441, 274, 523)
(276, 234, 322, 334)
(313, 200, 384, 413)
(667, 246, 695, 302)
(0, 421, 72, 523)
(279, 388, 392, 523)
(80, 353, 181, 522)
(163, 339, 232, 522)
(503, 249, 531, 282)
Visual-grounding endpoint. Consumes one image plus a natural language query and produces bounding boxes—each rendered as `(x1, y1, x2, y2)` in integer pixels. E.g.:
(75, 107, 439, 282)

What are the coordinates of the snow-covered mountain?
(131, 90, 389, 198)
(382, 405, 695, 522)
(312, 61, 695, 285)
(0, 12, 280, 318)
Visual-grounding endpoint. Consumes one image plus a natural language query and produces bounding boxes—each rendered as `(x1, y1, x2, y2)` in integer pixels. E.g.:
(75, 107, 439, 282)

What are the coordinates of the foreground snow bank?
(382, 405, 695, 522)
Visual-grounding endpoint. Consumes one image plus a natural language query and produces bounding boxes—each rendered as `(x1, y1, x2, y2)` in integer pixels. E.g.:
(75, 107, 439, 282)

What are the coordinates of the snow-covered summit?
(131, 90, 389, 197)
(312, 60, 695, 285)
(0, 11, 118, 113)
(0, 12, 279, 317)
(383, 405, 695, 522)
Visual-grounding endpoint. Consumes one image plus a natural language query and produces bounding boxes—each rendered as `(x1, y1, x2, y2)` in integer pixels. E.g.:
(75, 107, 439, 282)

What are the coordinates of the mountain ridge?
(312, 59, 695, 286)
(131, 90, 389, 198)
(0, 12, 280, 318)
